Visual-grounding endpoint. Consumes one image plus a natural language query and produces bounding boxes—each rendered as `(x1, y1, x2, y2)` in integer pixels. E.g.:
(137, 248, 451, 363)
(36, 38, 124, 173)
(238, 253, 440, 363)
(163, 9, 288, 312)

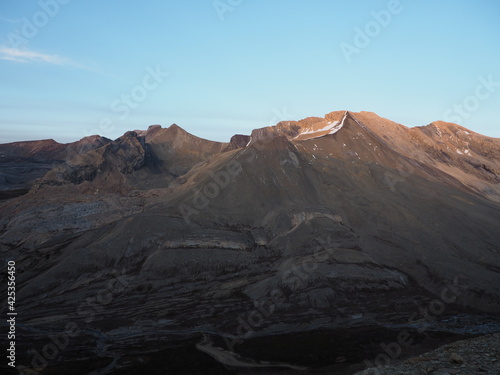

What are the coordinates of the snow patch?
(328, 121, 344, 135)
(294, 112, 347, 140)
(433, 123, 443, 137)
(298, 121, 340, 137)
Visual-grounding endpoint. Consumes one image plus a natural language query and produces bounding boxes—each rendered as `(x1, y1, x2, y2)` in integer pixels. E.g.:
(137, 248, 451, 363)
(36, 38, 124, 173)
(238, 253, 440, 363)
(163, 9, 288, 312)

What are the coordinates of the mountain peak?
(229, 134, 251, 150)
(291, 111, 348, 141)
(168, 123, 186, 132)
(243, 111, 349, 146)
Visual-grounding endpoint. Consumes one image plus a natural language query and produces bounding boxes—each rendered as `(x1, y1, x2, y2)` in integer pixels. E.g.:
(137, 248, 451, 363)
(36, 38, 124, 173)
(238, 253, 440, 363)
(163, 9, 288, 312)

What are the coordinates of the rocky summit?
(1, 110, 500, 374)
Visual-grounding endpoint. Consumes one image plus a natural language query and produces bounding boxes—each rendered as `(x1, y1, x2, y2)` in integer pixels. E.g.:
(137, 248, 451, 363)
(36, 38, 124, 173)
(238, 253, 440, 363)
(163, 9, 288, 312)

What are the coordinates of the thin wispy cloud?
(0, 46, 68, 64)
(0, 46, 91, 70)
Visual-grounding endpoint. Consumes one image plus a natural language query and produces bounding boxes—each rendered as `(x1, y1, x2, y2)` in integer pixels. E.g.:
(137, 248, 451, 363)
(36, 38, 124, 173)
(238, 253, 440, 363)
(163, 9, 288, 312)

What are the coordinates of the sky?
(0, 0, 499, 144)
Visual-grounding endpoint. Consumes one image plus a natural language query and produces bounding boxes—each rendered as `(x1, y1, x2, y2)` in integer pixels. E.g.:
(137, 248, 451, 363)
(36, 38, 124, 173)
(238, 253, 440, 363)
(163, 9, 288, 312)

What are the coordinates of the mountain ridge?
(1, 110, 499, 201)
(1, 110, 499, 374)
(3, 110, 498, 147)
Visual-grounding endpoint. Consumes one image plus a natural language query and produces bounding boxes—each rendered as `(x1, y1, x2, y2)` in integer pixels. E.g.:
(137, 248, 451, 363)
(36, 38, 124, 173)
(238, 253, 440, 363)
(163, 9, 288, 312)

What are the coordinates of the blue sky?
(0, 0, 499, 143)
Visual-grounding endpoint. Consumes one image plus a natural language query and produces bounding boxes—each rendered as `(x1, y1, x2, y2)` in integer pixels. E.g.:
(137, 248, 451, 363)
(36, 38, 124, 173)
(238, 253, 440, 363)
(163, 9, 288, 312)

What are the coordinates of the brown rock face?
(1, 112, 499, 374)
(0, 136, 111, 200)
(228, 134, 251, 150)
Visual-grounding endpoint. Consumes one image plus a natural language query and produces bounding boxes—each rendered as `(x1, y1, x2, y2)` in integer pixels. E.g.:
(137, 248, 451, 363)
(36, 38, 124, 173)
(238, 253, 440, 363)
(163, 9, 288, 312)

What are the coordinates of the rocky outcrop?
(0, 136, 111, 199)
(33, 131, 145, 189)
(228, 134, 251, 150)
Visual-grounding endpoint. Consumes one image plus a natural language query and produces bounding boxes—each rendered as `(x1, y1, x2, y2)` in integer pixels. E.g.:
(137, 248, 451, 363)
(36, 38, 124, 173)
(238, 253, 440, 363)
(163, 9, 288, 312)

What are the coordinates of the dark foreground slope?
(1, 111, 499, 374)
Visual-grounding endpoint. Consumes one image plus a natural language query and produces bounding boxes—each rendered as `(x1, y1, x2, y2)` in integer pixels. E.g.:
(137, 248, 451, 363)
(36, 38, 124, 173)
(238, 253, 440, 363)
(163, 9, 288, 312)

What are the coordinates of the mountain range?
(1, 110, 499, 374)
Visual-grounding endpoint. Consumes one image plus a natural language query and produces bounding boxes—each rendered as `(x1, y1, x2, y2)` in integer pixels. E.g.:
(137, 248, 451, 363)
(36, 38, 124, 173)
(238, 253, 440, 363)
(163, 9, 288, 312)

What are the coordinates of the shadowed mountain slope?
(1, 111, 499, 374)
